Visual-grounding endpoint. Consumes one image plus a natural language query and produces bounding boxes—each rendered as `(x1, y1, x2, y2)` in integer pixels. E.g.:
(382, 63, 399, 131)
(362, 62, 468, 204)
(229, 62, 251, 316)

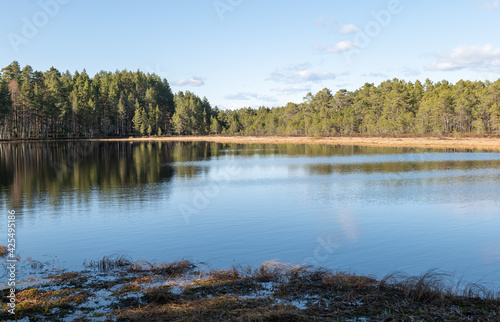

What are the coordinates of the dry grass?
(0, 245, 7, 257)
(83, 254, 132, 271)
(2, 259, 499, 321)
(91, 135, 500, 151)
(142, 286, 180, 304)
(10, 288, 91, 318)
(129, 259, 195, 276)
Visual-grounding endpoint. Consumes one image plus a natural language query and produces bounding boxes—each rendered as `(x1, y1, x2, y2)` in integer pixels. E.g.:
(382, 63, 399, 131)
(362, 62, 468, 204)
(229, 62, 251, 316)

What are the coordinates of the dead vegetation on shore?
(91, 134, 500, 151)
(0, 245, 8, 258)
(1, 258, 499, 321)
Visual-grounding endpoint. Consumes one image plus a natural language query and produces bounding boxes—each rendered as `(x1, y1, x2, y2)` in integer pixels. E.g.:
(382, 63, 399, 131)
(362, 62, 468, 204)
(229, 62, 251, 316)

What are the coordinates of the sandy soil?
(92, 135, 500, 151)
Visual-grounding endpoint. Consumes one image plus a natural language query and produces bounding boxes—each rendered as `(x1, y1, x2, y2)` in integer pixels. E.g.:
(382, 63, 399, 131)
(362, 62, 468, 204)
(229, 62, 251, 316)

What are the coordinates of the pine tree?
(210, 115, 221, 134)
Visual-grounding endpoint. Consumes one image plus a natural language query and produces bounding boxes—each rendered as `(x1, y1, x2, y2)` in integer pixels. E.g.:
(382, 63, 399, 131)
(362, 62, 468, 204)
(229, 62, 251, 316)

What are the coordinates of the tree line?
(0, 61, 178, 139)
(1, 61, 499, 139)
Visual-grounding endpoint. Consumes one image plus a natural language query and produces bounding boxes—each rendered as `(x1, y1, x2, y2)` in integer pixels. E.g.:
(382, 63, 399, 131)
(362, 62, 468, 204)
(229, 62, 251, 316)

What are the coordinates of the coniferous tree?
(2, 61, 500, 139)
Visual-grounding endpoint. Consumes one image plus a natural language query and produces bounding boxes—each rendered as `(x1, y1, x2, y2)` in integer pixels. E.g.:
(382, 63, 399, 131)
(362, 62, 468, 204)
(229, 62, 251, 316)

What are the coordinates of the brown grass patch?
(91, 135, 500, 151)
(129, 259, 195, 276)
(0, 245, 7, 257)
(3, 260, 499, 321)
(13, 287, 92, 318)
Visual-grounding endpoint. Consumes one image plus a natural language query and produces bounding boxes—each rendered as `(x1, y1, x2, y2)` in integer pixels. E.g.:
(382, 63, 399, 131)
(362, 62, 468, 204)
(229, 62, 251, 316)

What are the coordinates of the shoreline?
(1, 256, 498, 321)
(3, 135, 500, 151)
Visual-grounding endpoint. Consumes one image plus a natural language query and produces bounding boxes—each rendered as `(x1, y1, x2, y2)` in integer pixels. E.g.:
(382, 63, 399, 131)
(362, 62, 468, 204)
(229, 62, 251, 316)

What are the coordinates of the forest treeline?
(1, 61, 499, 139)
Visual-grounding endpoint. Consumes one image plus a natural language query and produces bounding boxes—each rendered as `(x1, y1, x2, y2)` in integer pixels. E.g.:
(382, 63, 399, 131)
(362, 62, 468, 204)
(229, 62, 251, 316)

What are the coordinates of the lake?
(1, 141, 500, 290)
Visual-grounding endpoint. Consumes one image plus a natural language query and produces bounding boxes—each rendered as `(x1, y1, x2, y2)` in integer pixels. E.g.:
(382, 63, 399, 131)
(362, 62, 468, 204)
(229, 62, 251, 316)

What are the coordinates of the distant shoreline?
(97, 135, 500, 151)
(3, 135, 500, 151)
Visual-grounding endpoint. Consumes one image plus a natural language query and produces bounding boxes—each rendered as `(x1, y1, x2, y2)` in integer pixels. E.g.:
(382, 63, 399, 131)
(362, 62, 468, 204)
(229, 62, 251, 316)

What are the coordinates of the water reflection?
(2, 142, 500, 209)
(0, 142, 175, 208)
(1, 141, 500, 289)
(307, 159, 500, 175)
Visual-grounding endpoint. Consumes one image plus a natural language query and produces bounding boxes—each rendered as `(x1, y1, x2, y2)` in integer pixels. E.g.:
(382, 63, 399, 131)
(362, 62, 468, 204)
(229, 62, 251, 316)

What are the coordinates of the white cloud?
(401, 67, 421, 77)
(427, 44, 500, 71)
(361, 72, 388, 78)
(336, 83, 352, 88)
(225, 93, 252, 100)
(171, 77, 205, 86)
(315, 41, 358, 53)
(145, 64, 168, 79)
(225, 92, 278, 102)
(315, 16, 336, 28)
(287, 62, 312, 71)
(268, 63, 336, 84)
(298, 70, 336, 82)
(339, 24, 360, 34)
(272, 85, 311, 93)
(483, 0, 499, 9)
(259, 95, 279, 102)
(269, 63, 314, 82)
(330, 41, 358, 53)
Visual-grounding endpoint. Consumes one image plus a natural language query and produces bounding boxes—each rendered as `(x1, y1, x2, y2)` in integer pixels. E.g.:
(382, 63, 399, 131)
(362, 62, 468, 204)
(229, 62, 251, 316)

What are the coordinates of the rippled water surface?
(1, 141, 499, 289)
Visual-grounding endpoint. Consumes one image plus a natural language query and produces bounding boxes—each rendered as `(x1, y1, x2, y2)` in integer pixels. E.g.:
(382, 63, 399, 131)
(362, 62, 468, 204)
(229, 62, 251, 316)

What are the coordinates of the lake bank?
(1, 256, 498, 321)
(92, 135, 500, 151)
(3, 135, 500, 151)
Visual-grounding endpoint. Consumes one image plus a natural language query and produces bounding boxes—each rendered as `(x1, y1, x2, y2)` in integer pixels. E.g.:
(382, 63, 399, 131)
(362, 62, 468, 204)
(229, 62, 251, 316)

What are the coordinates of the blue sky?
(1, 0, 499, 109)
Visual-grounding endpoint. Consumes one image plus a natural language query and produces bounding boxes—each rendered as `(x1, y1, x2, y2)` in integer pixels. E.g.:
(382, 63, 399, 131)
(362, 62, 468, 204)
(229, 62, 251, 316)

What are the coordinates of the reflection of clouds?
(303, 208, 359, 266)
(481, 245, 500, 264)
(445, 201, 500, 219)
(337, 208, 359, 241)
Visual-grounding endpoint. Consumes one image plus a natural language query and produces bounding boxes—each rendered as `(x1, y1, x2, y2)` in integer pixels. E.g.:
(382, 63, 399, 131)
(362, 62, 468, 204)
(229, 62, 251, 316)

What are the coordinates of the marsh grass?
(2, 259, 499, 321)
(83, 254, 132, 271)
(129, 259, 195, 276)
(143, 286, 179, 304)
(25, 256, 46, 270)
(0, 245, 7, 257)
(11, 288, 91, 319)
(99, 135, 500, 151)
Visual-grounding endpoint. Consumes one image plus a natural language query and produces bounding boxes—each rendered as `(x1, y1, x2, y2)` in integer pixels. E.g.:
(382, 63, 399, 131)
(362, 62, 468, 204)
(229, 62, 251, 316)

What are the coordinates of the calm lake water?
(1, 141, 500, 289)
